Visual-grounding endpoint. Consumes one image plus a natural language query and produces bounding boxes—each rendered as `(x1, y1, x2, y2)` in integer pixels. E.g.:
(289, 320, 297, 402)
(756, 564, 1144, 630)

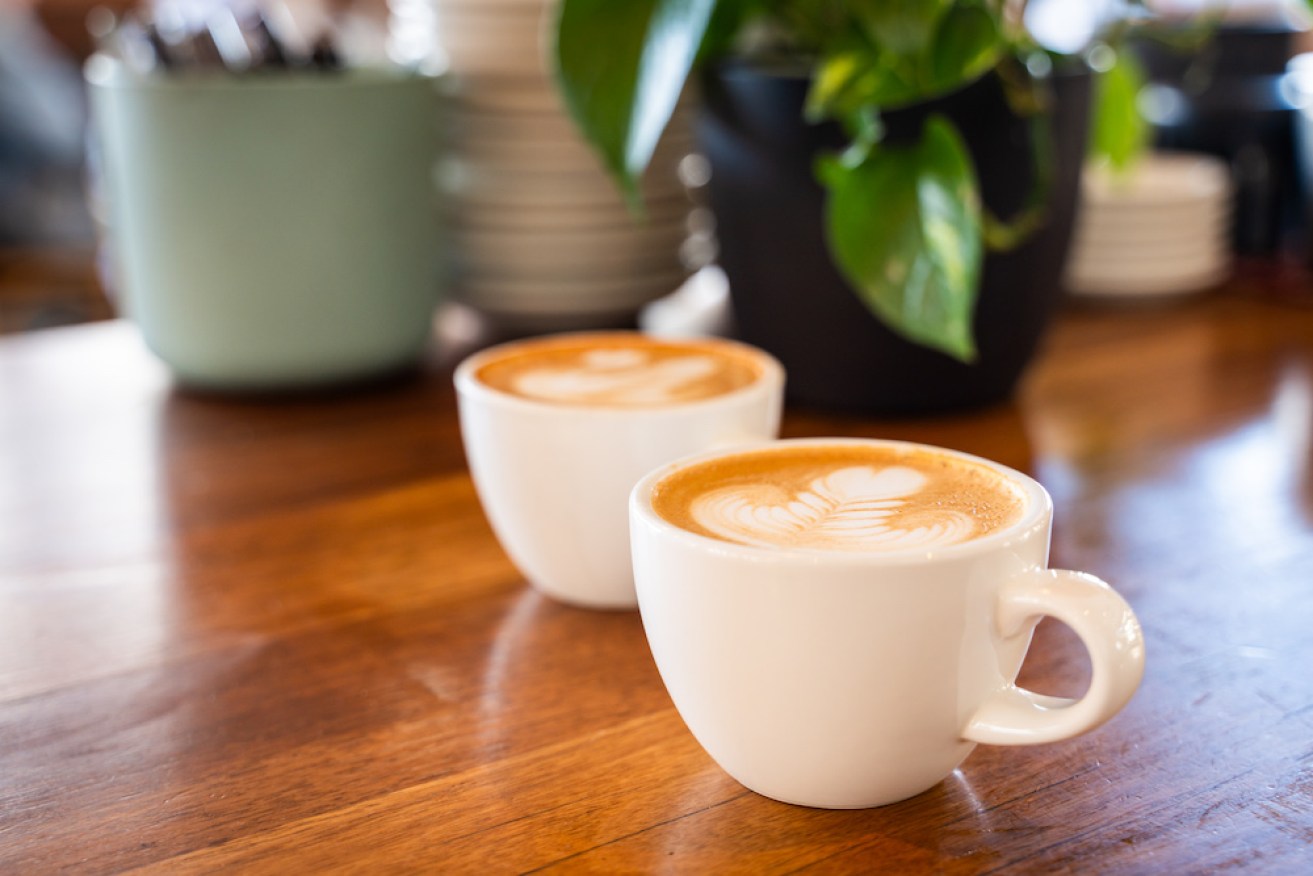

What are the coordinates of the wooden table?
(2, 272, 1311, 873)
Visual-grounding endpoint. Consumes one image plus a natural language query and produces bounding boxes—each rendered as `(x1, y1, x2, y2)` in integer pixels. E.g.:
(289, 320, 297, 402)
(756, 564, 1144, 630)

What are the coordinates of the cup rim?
(452, 331, 786, 417)
(630, 437, 1053, 566)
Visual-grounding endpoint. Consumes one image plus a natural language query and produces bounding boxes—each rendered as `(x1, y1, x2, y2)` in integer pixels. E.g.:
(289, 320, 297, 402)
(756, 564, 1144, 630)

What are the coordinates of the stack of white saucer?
(389, 0, 707, 330)
(1064, 152, 1233, 300)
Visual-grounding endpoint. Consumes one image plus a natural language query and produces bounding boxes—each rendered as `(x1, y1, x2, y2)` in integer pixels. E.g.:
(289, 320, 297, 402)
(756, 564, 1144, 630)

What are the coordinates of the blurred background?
(0, 0, 389, 333)
(4, 0, 1313, 337)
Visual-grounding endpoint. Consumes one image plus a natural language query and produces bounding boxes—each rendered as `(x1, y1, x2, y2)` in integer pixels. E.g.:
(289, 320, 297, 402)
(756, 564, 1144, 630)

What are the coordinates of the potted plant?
(551, 0, 1147, 412)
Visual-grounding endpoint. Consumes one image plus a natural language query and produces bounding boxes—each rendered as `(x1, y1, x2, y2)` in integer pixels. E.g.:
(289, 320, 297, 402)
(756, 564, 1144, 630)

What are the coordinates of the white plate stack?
(389, 0, 708, 331)
(1064, 152, 1233, 300)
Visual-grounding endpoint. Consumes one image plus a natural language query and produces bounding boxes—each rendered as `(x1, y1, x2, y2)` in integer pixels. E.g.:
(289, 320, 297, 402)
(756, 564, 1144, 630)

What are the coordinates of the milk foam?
(689, 464, 978, 552)
(510, 350, 723, 405)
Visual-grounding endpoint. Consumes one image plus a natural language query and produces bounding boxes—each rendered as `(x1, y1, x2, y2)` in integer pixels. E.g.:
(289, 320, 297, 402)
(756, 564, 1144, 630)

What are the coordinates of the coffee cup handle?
(963, 569, 1145, 746)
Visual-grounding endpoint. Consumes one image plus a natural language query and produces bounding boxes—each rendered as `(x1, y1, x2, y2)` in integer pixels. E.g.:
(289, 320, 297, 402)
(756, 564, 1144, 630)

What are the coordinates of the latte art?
(513, 349, 723, 406)
(474, 333, 764, 407)
(692, 465, 976, 551)
(652, 443, 1026, 553)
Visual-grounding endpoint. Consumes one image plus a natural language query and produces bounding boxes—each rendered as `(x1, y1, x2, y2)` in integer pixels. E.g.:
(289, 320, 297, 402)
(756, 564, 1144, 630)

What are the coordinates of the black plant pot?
(696, 61, 1091, 413)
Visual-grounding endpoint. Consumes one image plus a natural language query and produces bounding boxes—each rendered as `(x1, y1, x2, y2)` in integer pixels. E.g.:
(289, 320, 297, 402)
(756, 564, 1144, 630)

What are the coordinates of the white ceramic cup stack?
(389, 0, 707, 330)
(1064, 152, 1234, 300)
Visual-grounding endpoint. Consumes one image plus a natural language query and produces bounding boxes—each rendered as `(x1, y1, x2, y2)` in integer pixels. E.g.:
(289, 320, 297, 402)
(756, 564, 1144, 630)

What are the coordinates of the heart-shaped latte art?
(690, 465, 976, 551)
(511, 352, 720, 405)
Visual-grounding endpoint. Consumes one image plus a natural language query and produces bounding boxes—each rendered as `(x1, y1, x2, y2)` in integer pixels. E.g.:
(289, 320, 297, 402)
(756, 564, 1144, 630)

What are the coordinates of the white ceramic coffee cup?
(455, 334, 784, 609)
(629, 438, 1145, 808)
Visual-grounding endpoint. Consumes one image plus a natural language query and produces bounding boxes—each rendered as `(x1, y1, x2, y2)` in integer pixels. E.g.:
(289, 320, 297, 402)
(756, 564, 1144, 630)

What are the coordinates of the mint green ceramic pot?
(87, 58, 445, 391)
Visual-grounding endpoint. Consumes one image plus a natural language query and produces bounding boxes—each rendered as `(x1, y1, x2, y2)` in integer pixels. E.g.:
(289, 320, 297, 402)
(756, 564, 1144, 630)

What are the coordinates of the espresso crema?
(651, 444, 1026, 552)
(473, 333, 764, 407)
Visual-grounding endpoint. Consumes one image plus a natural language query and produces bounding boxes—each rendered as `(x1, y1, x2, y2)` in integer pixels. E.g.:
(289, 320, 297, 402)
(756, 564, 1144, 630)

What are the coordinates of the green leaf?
(807, 48, 927, 117)
(854, 0, 951, 56)
(822, 115, 982, 362)
(1090, 47, 1149, 171)
(806, 44, 871, 122)
(804, 0, 1006, 119)
(553, 0, 717, 208)
(928, 1, 1004, 90)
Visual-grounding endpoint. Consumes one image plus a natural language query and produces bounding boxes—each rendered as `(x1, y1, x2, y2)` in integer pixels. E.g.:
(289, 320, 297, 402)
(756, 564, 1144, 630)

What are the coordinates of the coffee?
(457, 332, 784, 608)
(631, 437, 1143, 809)
(651, 443, 1025, 552)
(473, 333, 764, 408)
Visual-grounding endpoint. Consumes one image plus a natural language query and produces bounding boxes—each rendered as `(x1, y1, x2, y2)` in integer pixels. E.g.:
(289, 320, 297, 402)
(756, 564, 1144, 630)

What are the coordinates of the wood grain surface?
(2, 268, 1311, 873)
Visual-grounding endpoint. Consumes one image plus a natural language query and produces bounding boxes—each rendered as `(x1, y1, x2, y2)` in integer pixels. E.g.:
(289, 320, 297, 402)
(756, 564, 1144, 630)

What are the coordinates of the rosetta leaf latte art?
(690, 465, 977, 551)
(511, 352, 718, 405)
